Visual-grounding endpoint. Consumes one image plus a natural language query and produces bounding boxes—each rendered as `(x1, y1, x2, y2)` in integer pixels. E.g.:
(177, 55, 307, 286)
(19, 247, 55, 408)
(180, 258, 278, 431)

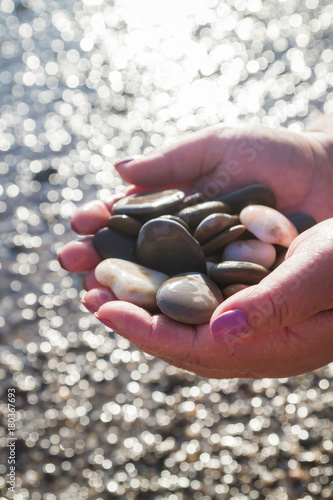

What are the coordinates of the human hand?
(58, 120, 333, 378)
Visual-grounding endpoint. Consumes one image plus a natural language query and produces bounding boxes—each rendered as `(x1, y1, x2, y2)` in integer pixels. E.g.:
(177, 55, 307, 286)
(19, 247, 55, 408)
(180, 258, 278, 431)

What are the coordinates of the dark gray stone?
(194, 213, 239, 244)
(107, 214, 142, 236)
(202, 225, 246, 256)
(216, 184, 276, 214)
(136, 218, 207, 276)
(176, 201, 231, 231)
(209, 261, 269, 286)
(287, 213, 316, 233)
(157, 273, 223, 324)
(112, 189, 185, 220)
(93, 227, 137, 262)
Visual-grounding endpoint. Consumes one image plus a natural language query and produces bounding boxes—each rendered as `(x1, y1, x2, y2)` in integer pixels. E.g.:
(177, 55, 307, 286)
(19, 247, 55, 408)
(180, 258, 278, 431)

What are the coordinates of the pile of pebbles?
(93, 184, 315, 324)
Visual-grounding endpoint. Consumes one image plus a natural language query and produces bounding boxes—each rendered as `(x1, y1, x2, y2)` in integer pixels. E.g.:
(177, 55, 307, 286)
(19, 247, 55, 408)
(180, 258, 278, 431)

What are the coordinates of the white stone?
(239, 205, 298, 247)
(95, 258, 169, 310)
(223, 239, 276, 268)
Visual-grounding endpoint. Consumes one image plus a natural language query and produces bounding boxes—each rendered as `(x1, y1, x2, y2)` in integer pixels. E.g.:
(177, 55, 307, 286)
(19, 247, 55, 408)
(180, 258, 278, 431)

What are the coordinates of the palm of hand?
(58, 125, 333, 378)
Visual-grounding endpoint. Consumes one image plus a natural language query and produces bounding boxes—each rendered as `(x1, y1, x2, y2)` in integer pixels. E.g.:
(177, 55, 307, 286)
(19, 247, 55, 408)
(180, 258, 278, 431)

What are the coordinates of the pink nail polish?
(211, 309, 249, 342)
(81, 300, 98, 314)
(114, 155, 142, 170)
(95, 313, 117, 331)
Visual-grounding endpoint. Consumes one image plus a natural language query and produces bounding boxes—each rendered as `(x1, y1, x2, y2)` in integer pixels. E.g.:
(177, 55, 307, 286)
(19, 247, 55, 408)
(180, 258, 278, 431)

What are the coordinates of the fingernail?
(114, 155, 142, 170)
(81, 300, 98, 314)
(211, 309, 250, 342)
(95, 313, 117, 331)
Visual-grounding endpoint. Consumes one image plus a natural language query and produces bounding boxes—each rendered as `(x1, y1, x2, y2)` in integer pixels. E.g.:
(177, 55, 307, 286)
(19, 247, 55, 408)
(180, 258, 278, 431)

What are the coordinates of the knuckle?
(251, 284, 290, 330)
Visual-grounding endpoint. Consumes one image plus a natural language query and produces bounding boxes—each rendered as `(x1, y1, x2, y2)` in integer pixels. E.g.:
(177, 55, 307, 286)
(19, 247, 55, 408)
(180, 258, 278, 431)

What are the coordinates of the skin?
(58, 115, 333, 379)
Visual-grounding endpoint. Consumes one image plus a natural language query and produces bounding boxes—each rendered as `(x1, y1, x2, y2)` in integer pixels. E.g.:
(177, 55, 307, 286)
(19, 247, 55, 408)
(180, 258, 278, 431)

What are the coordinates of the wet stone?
(136, 218, 207, 276)
(112, 188, 185, 221)
(216, 184, 276, 214)
(95, 258, 169, 310)
(176, 200, 231, 231)
(93, 227, 137, 262)
(107, 214, 142, 236)
(202, 225, 246, 257)
(209, 261, 269, 287)
(240, 204, 298, 247)
(157, 273, 223, 324)
(223, 239, 276, 269)
(194, 213, 239, 244)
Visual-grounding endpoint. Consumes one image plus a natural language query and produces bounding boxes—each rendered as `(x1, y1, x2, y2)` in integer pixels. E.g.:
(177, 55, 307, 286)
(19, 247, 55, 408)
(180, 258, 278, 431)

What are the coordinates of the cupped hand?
(58, 122, 333, 378)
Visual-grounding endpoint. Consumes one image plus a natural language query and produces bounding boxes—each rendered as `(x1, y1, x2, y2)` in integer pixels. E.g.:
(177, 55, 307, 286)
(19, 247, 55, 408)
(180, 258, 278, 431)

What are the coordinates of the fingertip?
(82, 287, 116, 314)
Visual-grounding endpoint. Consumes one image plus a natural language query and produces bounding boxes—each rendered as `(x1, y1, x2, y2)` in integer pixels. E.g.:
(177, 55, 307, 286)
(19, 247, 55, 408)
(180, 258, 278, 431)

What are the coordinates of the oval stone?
(209, 261, 269, 287)
(239, 205, 298, 247)
(157, 273, 223, 324)
(136, 218, 207, 276)
(176, 201, 231, 231)
(158, 214, 190, 231)
(222, 283, 250, 299)
(93, 227, 137, 262)
(112, 189, 185, 220)
(202, 225, 246, 257)
(217, 184, 276, 214)
(223, 239, 276, 269)
(107, 214, 142, 236)
(95, 258, 169, 310)
(193, 213, 239, 244)
(287, 213, 316, 234)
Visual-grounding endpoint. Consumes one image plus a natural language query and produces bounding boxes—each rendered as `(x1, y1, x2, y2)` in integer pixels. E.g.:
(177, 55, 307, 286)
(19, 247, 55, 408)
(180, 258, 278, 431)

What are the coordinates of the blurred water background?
(0, 0, 333, 499)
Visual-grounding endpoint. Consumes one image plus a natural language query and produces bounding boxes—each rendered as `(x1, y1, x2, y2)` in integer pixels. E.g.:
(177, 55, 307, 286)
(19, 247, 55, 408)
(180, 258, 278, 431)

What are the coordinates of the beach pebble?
(157, 273, 223, 324)
(223, 239, 277, 268)
(240, 205, 298, 247)
(93, 227, 137, 262)
(217, 184, 276, 214)
(193, 213, 239, 244)
(222, 283, 250, 299)
(112, 188, 185, 220)
(95, 258, 169, 310)
(136, 217, 207, 276)
(107, 214, 142, 236)
(176, 200, 231, 231)
(202, 225, 246, 257)
(209, 261, 269, 287)
(287, 213, 317, 234)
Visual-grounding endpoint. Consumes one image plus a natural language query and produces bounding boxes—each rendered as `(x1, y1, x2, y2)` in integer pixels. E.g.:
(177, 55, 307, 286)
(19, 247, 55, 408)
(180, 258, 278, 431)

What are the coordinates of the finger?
(115, 126, 229, 187)
(83, 269, 101, 290)
(71, 200, 111, 235)
(81, 287, 116, 314)
(70, 186, 162, 236)
(210, 246, 333, 343)
(58, 237, 101, 272)
(93, 301, 298, 377)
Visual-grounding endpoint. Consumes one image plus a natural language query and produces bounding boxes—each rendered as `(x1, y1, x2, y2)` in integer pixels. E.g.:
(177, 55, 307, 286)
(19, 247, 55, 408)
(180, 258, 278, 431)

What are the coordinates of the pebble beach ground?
(1, 0, 333, 499)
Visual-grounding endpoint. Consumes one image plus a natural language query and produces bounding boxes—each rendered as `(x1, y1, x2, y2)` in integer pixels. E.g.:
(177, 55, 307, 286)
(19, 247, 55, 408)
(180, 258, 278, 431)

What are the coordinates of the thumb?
(114, 127, 229, 187)
(210, 249, 333, 342)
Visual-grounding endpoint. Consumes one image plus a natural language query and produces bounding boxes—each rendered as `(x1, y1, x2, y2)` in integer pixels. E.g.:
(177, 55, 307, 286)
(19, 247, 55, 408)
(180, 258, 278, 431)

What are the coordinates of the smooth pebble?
(157, 273, 223, 324)
(136, 217, 207, 276)
(217, 184, 276, 214)
(193, 213, 239, 244)
(93, 227, 137, 262)
(223, 239, 277, 269)
(202, 225, 246, 257)
(240, 205, 298, 247)
(112, 188, 185, 220)
(95, 258, 169, 310)
(209, 261, 269, 287)
(176, 200, 231, 231)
